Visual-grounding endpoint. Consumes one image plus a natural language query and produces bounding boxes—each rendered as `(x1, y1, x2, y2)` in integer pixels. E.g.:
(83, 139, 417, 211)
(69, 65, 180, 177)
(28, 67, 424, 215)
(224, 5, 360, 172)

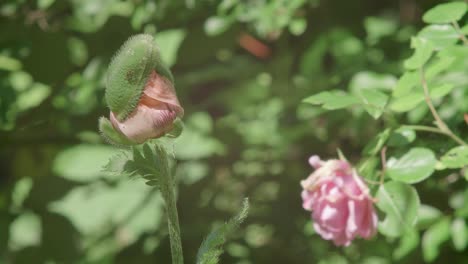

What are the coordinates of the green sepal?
(98, 117, 136, 146)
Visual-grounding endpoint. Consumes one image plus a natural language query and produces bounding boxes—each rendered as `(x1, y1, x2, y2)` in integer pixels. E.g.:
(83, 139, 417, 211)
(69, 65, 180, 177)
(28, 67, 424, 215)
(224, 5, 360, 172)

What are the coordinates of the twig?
(380, 146, 387, 185)
(452, 21, 468, 46)
(420, 68, 467, 146)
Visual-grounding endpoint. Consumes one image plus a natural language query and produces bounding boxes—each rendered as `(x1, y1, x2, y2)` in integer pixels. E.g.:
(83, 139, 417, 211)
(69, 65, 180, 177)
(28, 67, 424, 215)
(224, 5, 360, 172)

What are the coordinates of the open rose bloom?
(109, 70, 184, 143)
(301, 156, 378, 246)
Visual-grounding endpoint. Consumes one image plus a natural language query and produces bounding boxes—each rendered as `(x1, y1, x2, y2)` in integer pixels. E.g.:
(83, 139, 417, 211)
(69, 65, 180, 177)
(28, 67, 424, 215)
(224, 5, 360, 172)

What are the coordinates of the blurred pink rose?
(301, 155, 378, 246)
(110, 70, 184, 143)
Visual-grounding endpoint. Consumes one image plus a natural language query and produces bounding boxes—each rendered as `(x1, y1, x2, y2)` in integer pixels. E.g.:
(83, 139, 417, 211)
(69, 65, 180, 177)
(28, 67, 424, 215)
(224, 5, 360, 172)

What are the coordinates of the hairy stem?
(157, 145, 184, 264)
(420, 68, 466, 146)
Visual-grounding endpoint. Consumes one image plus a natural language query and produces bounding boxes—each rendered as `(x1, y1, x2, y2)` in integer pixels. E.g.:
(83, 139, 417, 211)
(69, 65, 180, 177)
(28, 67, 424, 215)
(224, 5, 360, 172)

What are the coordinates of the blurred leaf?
(404, 37, 433, 70)
(386, 148, 436, 183)
(418, 25, 459, 49)
(204, 16, 232, 36)
(357, 89, 389, 119)
(67, 37, 88, 66)
(387, 127, 416, 146)
(393, 229, 419, 260)
(350, 71, 397, 92)
(197, 198, 249, 264)
(422, 2, 467, 24)
(422, 218, 451, 262)
(363, 128, 390, 155)
(364, 16, 398, 44)
(0, 55, 22, 71)
(53, 144, 118, 182)
(11, 177, 33, 211)
(289, 18, 307, 36)
(417, 205, 443, 229)
(49, 180, 162, 241)
(376, 181, 420, 237)
(9, 212, 41, 250)
(451, 218, 467, 251)
(154, 29, 186, 67)
(16, 83, 51, 111)
(37, 0, 55, 9)
(440, 146, 468, 169)
(393, 71, 419, 98)
(302, 90, 360, 110)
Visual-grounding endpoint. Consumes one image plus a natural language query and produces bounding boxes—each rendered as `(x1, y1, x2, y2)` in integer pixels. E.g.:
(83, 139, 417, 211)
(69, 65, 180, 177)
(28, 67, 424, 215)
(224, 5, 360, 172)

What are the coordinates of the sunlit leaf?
(386, 148, 436, 183)
(302, 90, 360, 110)
(422, 2, 467, 24)
(440, 146, 468, 169)
(404, 37, 433, 70)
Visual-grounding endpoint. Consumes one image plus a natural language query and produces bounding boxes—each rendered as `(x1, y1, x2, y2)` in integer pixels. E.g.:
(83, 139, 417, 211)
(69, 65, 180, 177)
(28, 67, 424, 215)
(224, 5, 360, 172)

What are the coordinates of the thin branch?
(452, 21, 468, 46)
(420, 68, 467, 146)
(380, 146, 387, 185)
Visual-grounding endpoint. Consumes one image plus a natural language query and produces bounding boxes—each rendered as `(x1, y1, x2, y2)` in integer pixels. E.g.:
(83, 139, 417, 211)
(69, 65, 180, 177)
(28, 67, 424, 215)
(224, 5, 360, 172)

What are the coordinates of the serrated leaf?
(303, 90, 360, 110)
(197, 198, 249, 264)
(376, 181, 420, 237)
(386, 148, 436, 184)
(422, 218, 451, 262)
(404, 37, 433, 70)
(423, 2, 467, 24)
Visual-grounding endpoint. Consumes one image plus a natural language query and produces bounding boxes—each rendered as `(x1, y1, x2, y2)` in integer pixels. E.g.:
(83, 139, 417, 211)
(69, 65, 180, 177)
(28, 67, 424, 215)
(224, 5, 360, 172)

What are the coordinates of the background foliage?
(1, 0, 467, 263)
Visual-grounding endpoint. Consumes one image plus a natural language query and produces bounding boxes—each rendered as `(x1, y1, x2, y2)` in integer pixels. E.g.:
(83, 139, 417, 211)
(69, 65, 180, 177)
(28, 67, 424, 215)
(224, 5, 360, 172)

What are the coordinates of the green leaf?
(393, 71, 419, 98)
(204, 16, 232, 36)
(16, 83, 51, 111)
(422, 2, 467, 24)
(422, 218, 451, 262)
(451, 218, 467, 251)
(386, 148, 436, 183)
(349, 71, 397, 92)
(418, 25, 459, 49)
(9, 211, 41, 250)
(289, 18, 307, 36)
(53, 144, 118, 182)
(363, 128, 391, 155)
(154, 29, 186, 67)
(49, 180, 162, 239)
(425, 55, 455, 80)
(376, 181, 420, 237)
(440, 146, 468, 168)
(357, 89, 389, 119)
(393, 229, 419, 260)
(404, 37, 433, 70)
(302, 90, 360, 110)
(197, 198, 249, 264)
(389, 93, 424, 113)
(387, 127, 416, 146)
(417, 205, 443, 229)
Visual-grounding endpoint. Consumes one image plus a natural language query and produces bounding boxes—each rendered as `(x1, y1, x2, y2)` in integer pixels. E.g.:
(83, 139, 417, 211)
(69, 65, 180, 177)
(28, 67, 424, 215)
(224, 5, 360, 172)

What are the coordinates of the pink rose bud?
(301, 155, 378, 246)
(110, 71, 184, 143)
